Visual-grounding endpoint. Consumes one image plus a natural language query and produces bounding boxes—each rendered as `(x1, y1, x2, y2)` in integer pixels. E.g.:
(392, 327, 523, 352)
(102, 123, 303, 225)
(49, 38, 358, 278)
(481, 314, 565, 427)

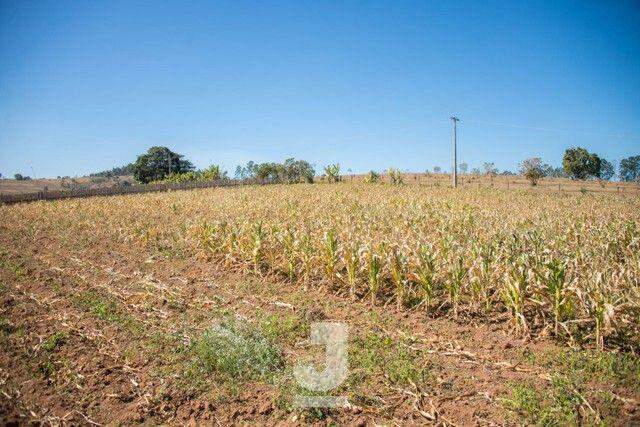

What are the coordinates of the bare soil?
(0, 213, 638, 425)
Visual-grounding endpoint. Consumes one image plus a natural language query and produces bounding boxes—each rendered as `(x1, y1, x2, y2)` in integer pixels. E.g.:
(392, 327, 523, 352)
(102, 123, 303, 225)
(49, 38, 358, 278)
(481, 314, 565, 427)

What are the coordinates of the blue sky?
(1, 0, 639, 178)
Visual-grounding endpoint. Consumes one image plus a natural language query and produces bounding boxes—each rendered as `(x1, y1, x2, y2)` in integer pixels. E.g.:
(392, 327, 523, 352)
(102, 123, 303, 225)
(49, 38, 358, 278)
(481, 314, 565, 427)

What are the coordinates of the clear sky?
(1, 0, 639, 178)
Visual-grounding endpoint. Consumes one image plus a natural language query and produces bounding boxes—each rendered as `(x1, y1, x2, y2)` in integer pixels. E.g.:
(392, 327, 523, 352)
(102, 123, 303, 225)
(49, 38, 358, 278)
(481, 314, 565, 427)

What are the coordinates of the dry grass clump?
(2, 183, 638, 350)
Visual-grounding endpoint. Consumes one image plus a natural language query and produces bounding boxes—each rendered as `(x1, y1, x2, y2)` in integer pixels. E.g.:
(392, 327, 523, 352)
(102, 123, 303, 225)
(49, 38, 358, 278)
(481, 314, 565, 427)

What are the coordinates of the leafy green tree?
(234, 165, 243, 180)
(235, 159, 314, 184)
(235, 161, 257, 180)
(90, 163, 135, 178)
(255, 162, 281, 183)
(282, 158, 315, 183)
(200, 165, 226, 181)
(599, 159, 615, 181)
(619, 156, 640, 182)
(562, 147, 601, 180)
(542, 164, 566, 178)
(159, 164, 227, 184)
(132, 146, 194, 183)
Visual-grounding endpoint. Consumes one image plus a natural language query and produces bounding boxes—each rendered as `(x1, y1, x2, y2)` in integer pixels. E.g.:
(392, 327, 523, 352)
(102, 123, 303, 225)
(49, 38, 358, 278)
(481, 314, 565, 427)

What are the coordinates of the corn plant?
(387, 168, 404, 185)
(343, 242, 361, 298)
(470, 242, 494, 312)
(414, 245, 436, 310)
(503, 255, 530, 334)
(8, 181, 638, 349)
(281, 227, 297, 282)
(389, 247, 408, 309)
(448, 255, 467, 317)
(322, 229, 339, 282)
(298, 232, 314, 288)
(541, 259, 571, 337)
(367, 247, 382, 304)
(251, 221, 265, 272)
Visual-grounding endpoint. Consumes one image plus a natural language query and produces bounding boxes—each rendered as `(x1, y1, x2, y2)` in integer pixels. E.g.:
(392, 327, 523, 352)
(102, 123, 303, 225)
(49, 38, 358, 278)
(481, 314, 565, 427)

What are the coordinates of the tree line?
(517, 147, 638, 186)
(126, 145, 640, 186)
(7, 145, 637, 186)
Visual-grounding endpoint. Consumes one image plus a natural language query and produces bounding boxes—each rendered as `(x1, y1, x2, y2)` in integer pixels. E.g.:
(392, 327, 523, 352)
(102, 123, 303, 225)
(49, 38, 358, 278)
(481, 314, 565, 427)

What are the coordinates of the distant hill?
(89, 163, 135, 178)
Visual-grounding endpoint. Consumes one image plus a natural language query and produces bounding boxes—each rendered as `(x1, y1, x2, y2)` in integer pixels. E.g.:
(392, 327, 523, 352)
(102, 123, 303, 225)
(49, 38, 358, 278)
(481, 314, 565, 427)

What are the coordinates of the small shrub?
(349, 332, 429, 387)
(324, 164, 341, 183)
(387, 168, 404, 185)
(364, 171, 380, 183)
(259, 313, 308, 344)
(73, 291, 119, 321)
(503, 378, 580, 425)
(0, 317, 13, 335)
(519, 157, 546, 186)
(194, 316, 283, 380)
(41, 331, 67, 352)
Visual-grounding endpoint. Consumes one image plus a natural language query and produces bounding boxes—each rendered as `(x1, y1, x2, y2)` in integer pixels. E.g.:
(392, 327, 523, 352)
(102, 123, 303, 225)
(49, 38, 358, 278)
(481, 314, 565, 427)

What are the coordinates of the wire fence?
(0, 179, 256, 205)
(2, 173, 638, 205)
(336, 173, 640, 195)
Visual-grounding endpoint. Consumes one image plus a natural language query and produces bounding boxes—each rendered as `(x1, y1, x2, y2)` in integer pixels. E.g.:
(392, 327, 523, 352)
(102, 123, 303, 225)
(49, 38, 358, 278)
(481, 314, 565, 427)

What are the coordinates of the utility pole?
(450, 116, 459, 188)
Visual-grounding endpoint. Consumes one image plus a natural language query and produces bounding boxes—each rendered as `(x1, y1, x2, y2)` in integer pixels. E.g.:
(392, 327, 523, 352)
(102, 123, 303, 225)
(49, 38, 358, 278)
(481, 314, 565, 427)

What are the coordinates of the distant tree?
(387, 168, 404, 185)
(364, 170, 380, 183)
(162, 165, 227, 183)
(132, 146, 194, 183)
(599, 159, 615, 181)
(234, 165, 243, 180)
(501, 170, 515, 176)
(562, 147, 601, 180)
(542, 164, 566, 178)
(14, 173, 31, 181)
(90, 163, 135, 178)
(619, 156, 640, 182)
(250, 158, 313, 184)
(90, 176, 108, 184)
(459, 163, 468, 174)
(433, 166, 442, 174)
(235, 160, 257, 180)
(324, 163, 341, 183)
(471, 167, 481, 175)
(483, 162, 498, 176)
(519, 157, 546, 186)
(282, 158, 314, 183)
(200, 164, 227, 181)
(255, 162, 280, 183)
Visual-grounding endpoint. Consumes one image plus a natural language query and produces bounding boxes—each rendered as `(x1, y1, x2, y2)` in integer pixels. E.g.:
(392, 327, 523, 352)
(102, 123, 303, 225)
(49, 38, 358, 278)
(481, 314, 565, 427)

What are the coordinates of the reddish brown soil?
(0, 222, 638, 425)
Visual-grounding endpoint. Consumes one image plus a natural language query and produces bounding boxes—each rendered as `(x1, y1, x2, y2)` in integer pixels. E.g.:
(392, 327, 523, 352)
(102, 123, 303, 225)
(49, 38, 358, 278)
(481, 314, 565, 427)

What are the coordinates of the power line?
(463, 118, 640, 141)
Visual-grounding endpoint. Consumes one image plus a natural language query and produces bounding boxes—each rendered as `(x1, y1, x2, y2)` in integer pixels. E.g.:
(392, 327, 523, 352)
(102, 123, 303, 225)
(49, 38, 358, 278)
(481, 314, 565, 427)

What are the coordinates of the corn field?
(4, 183, 639, 350)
